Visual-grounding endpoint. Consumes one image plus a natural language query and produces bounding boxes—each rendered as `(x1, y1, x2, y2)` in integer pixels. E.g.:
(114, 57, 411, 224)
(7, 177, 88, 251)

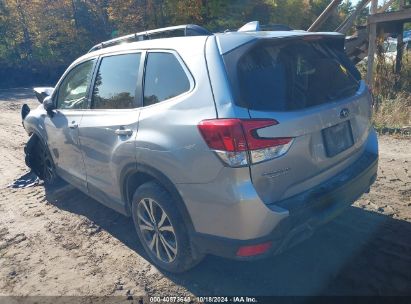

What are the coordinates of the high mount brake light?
(198, 119, 293, 167)
(302, 35, 323, 41)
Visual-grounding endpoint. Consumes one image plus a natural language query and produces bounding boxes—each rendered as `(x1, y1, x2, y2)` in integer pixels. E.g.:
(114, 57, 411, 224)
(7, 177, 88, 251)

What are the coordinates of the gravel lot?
(0, 88, 410, 298)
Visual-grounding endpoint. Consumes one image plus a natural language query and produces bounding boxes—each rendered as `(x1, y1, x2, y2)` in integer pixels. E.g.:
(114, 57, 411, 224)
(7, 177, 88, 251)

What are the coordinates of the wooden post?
(399, 0, 405, 9)
(308, 0, 343, 32)
(378, 0, 396, 13)
(396, 23, 404, 74)
(336, 0, 371, 34)
(366, 0, 378, 86)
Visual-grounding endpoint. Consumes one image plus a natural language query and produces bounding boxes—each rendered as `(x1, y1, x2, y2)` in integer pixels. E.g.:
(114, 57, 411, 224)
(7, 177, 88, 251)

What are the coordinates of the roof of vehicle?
(74, 35, 209, 65)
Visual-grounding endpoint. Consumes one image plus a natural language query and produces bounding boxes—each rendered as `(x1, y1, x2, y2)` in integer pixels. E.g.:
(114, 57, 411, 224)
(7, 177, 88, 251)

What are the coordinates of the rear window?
(224, 40, 360, 111)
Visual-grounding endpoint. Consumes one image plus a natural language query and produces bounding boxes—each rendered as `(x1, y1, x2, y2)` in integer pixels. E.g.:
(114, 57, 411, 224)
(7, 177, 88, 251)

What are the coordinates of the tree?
(0, 0, 358, 88)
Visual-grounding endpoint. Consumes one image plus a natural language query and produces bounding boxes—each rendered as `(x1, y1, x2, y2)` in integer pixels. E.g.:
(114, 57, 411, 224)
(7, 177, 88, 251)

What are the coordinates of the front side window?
(143, 52, 190, 106)
(57, 59, 95, 109)
(92, 53, 141, 109)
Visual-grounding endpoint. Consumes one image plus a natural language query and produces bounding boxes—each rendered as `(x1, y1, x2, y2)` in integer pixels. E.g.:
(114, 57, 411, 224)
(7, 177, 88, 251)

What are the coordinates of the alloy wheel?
(137, 198, 178, 263)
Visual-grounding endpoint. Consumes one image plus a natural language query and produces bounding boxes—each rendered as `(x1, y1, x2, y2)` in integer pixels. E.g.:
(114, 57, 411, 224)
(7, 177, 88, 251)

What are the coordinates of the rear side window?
(92, 53, 141, 109)
(143, 52, 190, 106)
(225, 40, 360, 111)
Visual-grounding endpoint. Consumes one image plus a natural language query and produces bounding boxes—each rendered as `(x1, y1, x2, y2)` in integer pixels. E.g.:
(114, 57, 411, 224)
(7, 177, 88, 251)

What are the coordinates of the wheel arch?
(25, 126, 48, 149)
(121, 163, 196, 234)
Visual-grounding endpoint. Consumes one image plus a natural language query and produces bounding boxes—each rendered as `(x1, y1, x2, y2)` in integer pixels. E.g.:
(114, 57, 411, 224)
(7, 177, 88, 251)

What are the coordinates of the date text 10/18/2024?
(149, 296, 258, 303)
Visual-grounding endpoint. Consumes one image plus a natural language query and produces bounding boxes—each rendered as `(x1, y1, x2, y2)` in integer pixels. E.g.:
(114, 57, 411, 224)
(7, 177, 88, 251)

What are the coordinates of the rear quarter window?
(143, 52, 191, 106)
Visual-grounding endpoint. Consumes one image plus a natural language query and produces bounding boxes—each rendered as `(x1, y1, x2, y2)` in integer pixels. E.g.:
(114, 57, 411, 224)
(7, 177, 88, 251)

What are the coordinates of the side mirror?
(43, 96, 56, 113)
(33, 87, 54, 103)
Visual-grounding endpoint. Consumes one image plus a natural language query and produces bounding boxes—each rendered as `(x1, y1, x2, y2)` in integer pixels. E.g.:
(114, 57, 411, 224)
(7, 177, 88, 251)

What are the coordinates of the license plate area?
(322, 120, 354, 157)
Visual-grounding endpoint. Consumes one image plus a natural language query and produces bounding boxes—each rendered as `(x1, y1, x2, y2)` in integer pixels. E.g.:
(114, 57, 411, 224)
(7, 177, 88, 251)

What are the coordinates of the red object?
(236, 242, 272, 257)
(198, 119, 292, 151)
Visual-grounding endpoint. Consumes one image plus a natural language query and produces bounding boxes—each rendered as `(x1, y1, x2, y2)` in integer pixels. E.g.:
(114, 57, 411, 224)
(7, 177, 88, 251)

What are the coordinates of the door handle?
(115, 128, 133, 136)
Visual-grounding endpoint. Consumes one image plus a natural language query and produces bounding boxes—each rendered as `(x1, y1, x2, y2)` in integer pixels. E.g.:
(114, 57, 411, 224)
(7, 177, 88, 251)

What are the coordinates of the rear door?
(224, 37, 373, 205)
(78, 51, 144, 212)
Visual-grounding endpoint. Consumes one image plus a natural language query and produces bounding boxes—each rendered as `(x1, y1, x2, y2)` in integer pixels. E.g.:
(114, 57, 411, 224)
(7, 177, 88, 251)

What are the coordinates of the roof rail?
(88, 24, 212, 53)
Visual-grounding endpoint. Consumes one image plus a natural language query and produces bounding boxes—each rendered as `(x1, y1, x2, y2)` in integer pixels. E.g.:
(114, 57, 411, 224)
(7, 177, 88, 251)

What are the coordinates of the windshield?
(224, 39, 361, 111)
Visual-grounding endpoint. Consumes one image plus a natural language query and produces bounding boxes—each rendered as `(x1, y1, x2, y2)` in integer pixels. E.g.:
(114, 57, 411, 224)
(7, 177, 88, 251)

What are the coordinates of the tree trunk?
(395, 23, 404, 74)
(15, 0, 32, 60)
(71, 0, 79, 32)
(366, 0, 378, 87)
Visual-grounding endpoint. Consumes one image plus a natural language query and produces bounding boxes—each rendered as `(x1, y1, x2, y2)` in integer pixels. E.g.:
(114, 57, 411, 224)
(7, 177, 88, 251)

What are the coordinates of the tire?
(131, 181, 203, 273)
(31, 138, 58, 185)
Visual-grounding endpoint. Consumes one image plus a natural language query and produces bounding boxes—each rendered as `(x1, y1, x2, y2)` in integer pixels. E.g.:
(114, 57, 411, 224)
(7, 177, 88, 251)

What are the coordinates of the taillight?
(198, 119, 248, 167)
(197, 119, 248, 152)
(198, 119, 294, 167)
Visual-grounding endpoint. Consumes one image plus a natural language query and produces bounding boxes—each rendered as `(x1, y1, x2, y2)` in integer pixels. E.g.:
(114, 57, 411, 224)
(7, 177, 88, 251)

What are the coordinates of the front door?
(44, 59, 96, 191)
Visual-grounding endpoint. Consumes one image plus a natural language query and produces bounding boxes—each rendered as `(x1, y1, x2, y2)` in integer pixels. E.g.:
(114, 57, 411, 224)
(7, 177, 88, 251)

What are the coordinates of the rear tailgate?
(249, 83, 372, 204)
(223, 34, 373, 205)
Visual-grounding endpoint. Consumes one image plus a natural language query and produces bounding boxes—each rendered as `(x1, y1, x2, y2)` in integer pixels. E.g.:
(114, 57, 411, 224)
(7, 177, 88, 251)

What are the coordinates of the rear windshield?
(224, 39, 361, 111)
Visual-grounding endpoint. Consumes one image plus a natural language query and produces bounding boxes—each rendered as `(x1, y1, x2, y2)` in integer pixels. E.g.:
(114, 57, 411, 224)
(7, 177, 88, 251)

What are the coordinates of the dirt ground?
(0, 88, 410, 298)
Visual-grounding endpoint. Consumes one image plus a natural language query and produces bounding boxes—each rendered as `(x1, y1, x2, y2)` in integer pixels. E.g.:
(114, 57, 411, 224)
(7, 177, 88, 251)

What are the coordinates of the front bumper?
(191, 149, 378, 259)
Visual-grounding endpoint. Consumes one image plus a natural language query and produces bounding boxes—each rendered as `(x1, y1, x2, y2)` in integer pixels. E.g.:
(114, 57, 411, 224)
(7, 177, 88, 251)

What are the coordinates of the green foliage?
(0, 0, 353, 88)
(373, 39, 411, 99)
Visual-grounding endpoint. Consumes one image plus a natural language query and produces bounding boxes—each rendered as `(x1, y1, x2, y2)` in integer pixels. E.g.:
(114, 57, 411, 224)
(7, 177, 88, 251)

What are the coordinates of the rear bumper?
(191, 148, 378, 259)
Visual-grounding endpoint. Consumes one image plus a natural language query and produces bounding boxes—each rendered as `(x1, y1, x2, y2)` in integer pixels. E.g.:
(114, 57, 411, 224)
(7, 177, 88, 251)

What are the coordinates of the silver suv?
(22, 22, 378, 273)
